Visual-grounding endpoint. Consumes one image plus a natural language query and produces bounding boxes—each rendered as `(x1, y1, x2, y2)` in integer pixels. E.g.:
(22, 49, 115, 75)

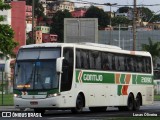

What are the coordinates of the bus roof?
(20, 43, 151, 57)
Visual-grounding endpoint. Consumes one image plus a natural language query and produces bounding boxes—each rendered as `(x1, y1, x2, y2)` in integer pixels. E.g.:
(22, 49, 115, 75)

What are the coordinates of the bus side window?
(115, 55, 119, 71)
(102, 52, 110, 70)
(81, 50, 89, 69)
(112, 55, 115, 70)
(108, 53, 113, 70)
(89, 51, 101, 70)
(142, 57, 146, 72)
(95, 52, 101, 70)
(146, 58, 151, 73)
(61, 48, 73, 92)
(118, 56, 125, 71)
(76, 49, 81, 68)
(128, 56, 134, 72)
(137, 57, 142, 72)
(124, 57, 128, 71)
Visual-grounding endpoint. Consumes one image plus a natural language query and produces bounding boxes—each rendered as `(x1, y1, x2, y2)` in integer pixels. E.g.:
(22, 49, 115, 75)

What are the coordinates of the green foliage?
(118, 7, 131, 13)
(138, 7, 153, 22)
(84, 6, 109, 28)
(142, 38, 160, 66)
(50, 10, 72, 42)
(150, 14, 160, 23)
(0, 1, 11, 10)
(111, 16, 130, 26)
(0, 1, 18, 56)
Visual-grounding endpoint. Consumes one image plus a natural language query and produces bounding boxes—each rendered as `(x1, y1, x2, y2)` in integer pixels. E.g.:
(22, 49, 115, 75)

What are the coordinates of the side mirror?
(56, 57, 64, 73)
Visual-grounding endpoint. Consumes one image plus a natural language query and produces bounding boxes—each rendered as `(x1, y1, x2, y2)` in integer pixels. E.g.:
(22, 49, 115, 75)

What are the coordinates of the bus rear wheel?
(127, 94, 134, 111)
(133, 94, 141, 111)
(71, 94, 84, 113)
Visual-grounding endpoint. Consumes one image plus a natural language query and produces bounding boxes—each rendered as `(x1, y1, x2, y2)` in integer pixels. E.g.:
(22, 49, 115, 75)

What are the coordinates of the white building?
(0, 9, 11, 25)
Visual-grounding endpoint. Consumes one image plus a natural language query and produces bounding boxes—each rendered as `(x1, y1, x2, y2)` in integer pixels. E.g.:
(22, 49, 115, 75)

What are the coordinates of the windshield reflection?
(14, 60, 58, 90)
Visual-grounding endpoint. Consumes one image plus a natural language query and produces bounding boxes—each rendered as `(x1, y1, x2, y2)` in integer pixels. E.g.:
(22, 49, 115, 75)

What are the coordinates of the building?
(35, 26, 50, 33)
(0, 9, 11, 25)
(35, 29, 57, 44)
(46, 0, 74, 18)
(11, 1, 26, 54)
(71, 9, 86, 18)
(26, 5, 32, 33)
(42, 33, 58, 43)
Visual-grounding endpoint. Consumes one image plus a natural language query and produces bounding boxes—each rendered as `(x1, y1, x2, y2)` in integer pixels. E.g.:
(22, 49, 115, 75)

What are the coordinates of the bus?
(13, 43, 154, 114)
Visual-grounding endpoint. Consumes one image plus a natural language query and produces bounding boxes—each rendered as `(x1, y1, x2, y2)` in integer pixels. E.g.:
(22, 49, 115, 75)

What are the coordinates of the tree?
(84, 6, 109, 28)
(142, 38, 160, 67)
(118, 7, 131, 13)
(26, 0, 45, 19)
(138, 7, 153, 22)
(0, 0, 18, 56)
(111, 16, 130, 26)
(50, 10, 72, 42)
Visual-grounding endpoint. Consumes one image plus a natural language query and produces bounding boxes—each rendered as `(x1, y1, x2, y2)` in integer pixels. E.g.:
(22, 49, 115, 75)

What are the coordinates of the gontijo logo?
(83, 74, 103, 81)
(77, 70, 103, 83)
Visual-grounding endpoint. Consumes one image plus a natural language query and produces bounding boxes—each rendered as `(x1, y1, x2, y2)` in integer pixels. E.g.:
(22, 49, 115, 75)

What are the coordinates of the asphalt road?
(0, 101, 160, 120)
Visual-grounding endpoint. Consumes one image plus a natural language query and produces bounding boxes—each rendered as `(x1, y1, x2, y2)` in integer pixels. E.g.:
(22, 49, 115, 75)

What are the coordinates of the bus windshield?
(14, 48, 60, 90)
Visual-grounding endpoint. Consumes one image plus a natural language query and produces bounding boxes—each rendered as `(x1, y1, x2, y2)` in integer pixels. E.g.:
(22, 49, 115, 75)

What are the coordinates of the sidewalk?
(0, 106, 19, 112)
(0, 106, 34, 112)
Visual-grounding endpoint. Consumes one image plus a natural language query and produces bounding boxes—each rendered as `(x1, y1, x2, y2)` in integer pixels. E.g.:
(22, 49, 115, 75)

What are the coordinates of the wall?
(11, 1, 26, 54)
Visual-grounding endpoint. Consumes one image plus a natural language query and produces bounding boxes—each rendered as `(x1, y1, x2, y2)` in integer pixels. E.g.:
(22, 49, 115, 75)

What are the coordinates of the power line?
(72, 0, 160, 7)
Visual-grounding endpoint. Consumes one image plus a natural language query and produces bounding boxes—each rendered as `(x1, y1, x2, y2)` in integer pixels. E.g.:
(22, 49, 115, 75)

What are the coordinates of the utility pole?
(133, 0, 137, 51)
(32, 0, 35, 44)
(104, 3, 117, 45)
(109, 5, 112, 45)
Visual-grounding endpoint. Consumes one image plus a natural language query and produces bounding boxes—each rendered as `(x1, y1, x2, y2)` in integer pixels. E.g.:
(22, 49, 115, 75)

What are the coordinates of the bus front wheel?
(71, 94, 84, 113)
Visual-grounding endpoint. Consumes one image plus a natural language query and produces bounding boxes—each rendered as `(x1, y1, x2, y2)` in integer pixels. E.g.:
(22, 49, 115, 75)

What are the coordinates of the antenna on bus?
(79, 42, 122, 50)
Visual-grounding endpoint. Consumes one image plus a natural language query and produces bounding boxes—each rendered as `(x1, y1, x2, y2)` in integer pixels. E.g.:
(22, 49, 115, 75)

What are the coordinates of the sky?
(72, 0, 160, 13)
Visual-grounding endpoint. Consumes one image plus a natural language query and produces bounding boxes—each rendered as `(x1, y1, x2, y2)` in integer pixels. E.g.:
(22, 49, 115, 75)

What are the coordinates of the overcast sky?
(72, 0, 160, 13)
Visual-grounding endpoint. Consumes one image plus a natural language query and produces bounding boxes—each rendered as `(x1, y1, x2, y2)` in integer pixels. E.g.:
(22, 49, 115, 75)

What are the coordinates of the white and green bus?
(13, 43, 154, 114)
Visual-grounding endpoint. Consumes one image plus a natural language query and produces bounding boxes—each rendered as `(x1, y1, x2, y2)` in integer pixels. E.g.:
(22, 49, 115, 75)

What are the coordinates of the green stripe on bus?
(76, 70, 153, 85)
(132, 75, 137, 84)
(118, 85, 122, 95)
(76, 70, 114, 83)
(135, 75, 153, 85)
(120, 74, 125, 84)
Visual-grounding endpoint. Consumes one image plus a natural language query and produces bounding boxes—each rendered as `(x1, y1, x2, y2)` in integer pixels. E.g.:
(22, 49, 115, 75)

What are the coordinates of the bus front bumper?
(14, 97, 62, 109)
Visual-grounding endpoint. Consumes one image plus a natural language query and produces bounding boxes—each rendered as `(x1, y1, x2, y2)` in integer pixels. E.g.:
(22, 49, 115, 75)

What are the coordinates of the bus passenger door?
(60, 48, 74, 106)
(61, 48, 73, 92)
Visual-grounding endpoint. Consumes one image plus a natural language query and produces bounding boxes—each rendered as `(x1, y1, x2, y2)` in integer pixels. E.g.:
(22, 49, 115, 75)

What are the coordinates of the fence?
(0, 69, 13, 106)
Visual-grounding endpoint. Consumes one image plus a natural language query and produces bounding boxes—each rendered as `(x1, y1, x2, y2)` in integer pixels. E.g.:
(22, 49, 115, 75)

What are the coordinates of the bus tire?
(71, 94, 84, 113)
(89, 107, 107, 112)
(133, 94, 141, 111)
(34, 108, 45, 115)
(127, 94, 134, 111)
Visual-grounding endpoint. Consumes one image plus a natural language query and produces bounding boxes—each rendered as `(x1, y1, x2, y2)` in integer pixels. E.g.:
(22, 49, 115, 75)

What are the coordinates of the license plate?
(30, 101, 38, 105)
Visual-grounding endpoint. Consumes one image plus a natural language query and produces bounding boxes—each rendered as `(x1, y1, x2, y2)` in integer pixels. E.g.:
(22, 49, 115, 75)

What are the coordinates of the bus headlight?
(47, 93, 60, 98)
(14, 94, 22, 98)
